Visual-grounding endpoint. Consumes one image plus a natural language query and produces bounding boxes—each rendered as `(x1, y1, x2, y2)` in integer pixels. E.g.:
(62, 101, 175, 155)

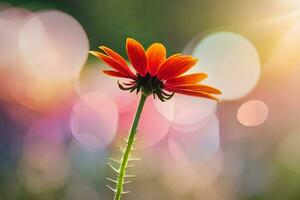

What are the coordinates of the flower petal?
(99, 46, 129, 69)
(157, 55, 198, 80)
(165, 84, 222, 94)
(90, 51, 136, 79)
(146, 43, 166, 76)
(165, 87, 219, 101)
(102, 70, 130, 78)
(165, 73, 207, 85)
(126, 38, 147, 76)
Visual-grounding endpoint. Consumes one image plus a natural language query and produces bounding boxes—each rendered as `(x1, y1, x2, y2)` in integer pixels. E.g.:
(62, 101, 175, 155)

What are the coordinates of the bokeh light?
(190, 32, 261, 100)
(70, 92, 118, 150)
(155, 94, 217, 131)
(0, 7, 86, 112)
(76, 63, 137, 113)
(168, 116, 220, 164)
(119, 97, 172, 148)
(8, 72, 74, 112)
(19, 10, 89, 82)
(0, 7, 31, 69)
(237, 100, 269, 127)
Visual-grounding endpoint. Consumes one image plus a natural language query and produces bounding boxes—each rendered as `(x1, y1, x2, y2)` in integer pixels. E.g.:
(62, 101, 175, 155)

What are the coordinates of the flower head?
(90, 38, 221, 101)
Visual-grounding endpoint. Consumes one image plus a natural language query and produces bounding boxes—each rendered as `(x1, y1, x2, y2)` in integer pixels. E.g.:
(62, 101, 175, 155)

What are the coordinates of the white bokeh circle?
(19, 10, 89, 81)
(190, 32, 261, 100)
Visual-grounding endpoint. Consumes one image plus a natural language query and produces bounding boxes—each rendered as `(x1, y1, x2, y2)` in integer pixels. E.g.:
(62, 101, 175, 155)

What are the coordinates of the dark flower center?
(118, 73, 174, 102)
(136, 73, 163, 95)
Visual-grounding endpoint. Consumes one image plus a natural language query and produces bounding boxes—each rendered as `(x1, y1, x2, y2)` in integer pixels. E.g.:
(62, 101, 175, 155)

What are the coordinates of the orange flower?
(90, 38, 221, 101)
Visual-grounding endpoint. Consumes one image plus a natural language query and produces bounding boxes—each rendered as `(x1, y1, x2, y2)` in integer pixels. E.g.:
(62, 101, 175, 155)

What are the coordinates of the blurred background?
(0, 0, 300, 199)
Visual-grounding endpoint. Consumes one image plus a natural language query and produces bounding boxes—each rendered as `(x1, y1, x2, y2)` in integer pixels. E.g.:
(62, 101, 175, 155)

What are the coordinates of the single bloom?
(90, 38, 221, 101)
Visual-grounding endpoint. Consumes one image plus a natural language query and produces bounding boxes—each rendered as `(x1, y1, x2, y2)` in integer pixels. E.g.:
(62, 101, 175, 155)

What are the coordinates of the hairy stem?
(114, 94, 147, 200)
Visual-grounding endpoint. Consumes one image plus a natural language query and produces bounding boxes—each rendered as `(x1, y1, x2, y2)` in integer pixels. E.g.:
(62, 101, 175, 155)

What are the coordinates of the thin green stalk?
(114, 94, 147, 200)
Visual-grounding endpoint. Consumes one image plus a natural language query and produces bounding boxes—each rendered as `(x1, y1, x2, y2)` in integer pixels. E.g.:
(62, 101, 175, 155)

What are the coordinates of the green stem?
(114, 94, 147, 200)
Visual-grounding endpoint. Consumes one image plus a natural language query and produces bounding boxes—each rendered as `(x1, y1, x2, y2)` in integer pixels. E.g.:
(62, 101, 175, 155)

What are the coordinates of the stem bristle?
(106, 185, 117, 193)
(124, 174, 136, 178)
(108, 158, 120, 163)
(108, 162, 120, 173)
(106, 178, 118, 183)
(128, 158, 142, 161)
